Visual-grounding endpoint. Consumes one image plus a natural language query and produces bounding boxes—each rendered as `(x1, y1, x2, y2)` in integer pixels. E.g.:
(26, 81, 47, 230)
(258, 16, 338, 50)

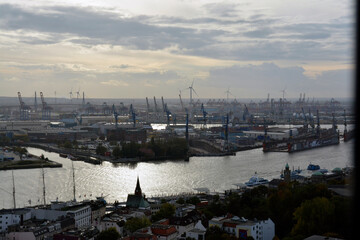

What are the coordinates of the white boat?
(245, 174, 269, 187)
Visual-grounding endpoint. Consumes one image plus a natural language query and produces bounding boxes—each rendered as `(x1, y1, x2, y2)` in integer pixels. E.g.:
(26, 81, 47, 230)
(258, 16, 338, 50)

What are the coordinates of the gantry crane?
(40, 92, 53, 120)
(18, 92, 31, 120)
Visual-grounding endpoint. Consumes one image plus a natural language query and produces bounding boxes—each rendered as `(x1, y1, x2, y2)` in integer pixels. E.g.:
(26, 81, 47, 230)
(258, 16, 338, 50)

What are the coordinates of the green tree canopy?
(112, 146, 122, 158)
(124, 217, 151, 233)
(152, 203, 175, 222)
(291, 197, 335, 236)
(96, 144, 107, 155)
(96, 227, 120, 240)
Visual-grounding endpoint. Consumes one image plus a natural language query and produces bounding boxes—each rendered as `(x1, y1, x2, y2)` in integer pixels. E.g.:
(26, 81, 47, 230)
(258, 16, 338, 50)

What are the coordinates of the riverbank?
(0, 157, 62, 170)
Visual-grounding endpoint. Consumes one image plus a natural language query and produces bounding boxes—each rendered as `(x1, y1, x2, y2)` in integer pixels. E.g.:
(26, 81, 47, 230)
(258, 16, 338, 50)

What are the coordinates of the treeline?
(200, 182, 351, 239)
(97, 137, 188, 159)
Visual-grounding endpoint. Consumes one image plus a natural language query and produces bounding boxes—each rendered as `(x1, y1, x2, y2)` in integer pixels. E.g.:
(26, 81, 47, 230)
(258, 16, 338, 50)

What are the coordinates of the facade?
(65, 205, 92, 228)
(0, 209, 31, 233)
(209, 215, 275, 240)
(151, 224, 178, 240)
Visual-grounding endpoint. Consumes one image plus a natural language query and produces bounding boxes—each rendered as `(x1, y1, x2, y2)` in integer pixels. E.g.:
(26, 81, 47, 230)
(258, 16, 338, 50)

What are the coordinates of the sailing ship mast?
(72, 161, 76, 202)
(12, 171, 16, 209)
(42, 166, 46, 206)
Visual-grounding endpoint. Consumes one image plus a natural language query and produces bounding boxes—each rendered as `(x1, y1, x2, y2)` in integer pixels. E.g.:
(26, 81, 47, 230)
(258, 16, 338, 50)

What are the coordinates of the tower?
(284, 163, 291, 183)
(134, 176, 142, 196)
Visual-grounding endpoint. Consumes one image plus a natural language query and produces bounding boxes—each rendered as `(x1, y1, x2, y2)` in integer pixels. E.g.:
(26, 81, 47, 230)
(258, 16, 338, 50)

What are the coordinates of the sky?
(0, 0, 355, 100)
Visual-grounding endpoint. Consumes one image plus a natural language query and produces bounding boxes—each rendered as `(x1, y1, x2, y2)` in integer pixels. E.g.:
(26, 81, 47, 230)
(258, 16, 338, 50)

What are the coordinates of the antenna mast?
(12, 171, 16, 209)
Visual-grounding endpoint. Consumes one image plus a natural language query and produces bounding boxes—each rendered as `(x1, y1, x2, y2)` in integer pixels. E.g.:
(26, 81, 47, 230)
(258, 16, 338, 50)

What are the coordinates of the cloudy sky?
(0, 0, 355, 100)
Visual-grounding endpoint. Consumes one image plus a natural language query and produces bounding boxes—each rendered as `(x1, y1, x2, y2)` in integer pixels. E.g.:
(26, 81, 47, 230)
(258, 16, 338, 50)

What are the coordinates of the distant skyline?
(0, 0, 355, 99)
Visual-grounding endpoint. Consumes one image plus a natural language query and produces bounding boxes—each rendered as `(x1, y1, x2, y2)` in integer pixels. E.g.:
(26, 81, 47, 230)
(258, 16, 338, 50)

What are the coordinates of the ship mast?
(42, 166, 46, 206)
(12, 171, 16, 209)
(72, 161, 76, 202)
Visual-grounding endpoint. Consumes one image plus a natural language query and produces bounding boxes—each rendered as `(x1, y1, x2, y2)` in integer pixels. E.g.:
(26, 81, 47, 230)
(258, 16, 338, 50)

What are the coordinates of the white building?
(209, 215, 275, 240)
(243, 127, 298, 141)
(0, 209, 31, 233)
(66, 204, 91, 229)
(185, 220, 206, 240)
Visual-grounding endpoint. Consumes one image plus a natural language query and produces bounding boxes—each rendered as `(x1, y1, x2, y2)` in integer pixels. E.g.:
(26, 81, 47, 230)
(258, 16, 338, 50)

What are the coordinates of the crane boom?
(153, 96, 158, 112)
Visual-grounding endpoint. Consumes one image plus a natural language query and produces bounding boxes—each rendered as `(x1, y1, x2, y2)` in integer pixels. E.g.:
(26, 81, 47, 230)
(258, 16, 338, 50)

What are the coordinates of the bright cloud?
(0, 0, 354, 99)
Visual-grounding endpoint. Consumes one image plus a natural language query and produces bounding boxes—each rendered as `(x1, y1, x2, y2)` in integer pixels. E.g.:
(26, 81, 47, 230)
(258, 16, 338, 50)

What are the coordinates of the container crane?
(18, 92, 31, 120)
(179, 93, 184, 111)
(129, 104, 136, 127)
(200, 103, 208, 126)
(308, 108, 315, 131)
(185, 109, 189, 144)
(224, 113, 229, 151)
(112, 104, 118, 129)
(153, 96, 158, 113)
(146, 97, 150, 122)
(34, 91, 38, 112)
(316, 109, 321, 136)
(40, 92, 53, 120)
(301, 107, 308, 130)
(343, 109, 347, 136)
(161, 96, 165, 112)
(164, 103, 171, 126)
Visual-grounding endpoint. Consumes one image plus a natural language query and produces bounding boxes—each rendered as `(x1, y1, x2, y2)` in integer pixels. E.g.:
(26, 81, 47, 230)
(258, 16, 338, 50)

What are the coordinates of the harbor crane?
(343, 109, 347, 136)
(76, 88, 80, 99)
(316, 109, 321, 136)
(164, 103, 171, 126)
(179, 90, 184, 111)
(301, 107, 308, 130)
(153, 96, 158, 113)
(129, 104, 136, 127)
(18, 92, 31, 120)
(161, 96, 165, 112)
(201, 103, 208, 126)
(146, 97, 150, 121)
(34, 91, 38, 112)
(40, 92, 53, 120)
(308, 108, 315, 131)
(112, 104, 118, 129)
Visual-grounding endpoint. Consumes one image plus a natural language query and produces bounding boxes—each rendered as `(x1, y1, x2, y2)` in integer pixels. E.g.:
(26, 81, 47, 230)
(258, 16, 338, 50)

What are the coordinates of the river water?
(0, 125, 354, 209)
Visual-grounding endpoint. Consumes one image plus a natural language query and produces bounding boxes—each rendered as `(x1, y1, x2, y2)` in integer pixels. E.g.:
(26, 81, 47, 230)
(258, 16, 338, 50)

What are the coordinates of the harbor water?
(0, 125, 354, 209)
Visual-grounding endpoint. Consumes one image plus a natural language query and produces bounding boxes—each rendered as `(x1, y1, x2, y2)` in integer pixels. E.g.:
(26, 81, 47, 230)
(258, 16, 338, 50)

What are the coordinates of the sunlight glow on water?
(0, 137, 353, 209)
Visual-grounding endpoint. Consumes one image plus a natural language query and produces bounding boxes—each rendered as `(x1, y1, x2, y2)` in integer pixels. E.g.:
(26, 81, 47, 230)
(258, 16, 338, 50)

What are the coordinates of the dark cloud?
(0, 3, 353, 62)
(0, 4, 223, 50)
(243, 28, 273, 38)
(203, 2, 242, 18)
(109, 64, 131, 69)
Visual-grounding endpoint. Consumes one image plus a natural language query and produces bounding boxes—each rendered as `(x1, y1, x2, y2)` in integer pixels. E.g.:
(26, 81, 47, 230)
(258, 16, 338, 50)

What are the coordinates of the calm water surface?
(0, 125, 354, 209)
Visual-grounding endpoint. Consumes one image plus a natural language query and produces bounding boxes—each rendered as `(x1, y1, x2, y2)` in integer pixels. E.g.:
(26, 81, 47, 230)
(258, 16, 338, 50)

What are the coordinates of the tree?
(159, 203, 175, 217)
(186, 196, 200, 205)
(176, 197, 185, 204)
(124, 217, 151, 233)
(96, 227, 120, 240)
(291, 197, 335, 236)
(112, 146, 122, 158)
(96, 144, 107, 155)
(205, 226, 234, 240)
(63, 141, 73, 149)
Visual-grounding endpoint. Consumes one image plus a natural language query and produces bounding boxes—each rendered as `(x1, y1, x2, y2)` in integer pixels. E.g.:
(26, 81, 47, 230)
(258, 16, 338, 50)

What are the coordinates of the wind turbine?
(69, 88, 73, 101)
(225, 87, 234, 103)
(183, 80, 198, 105)
(76, 87, 80, 99)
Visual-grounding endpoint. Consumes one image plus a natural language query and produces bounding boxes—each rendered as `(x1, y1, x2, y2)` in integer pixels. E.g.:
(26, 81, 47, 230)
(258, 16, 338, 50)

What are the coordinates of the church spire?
(135, 176, 142, 196)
